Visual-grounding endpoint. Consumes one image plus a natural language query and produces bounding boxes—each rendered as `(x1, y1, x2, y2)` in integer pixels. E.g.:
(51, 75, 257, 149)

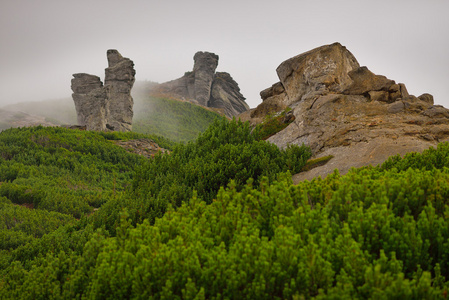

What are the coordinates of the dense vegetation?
(253, 107, 295, 140)
(0, 127, 174, 219)
(1, 119, 449, 298)
(92, 118, 311, 233)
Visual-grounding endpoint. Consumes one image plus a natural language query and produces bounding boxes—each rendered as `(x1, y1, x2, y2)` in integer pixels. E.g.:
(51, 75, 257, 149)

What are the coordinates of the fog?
(1, 0, 449, 109)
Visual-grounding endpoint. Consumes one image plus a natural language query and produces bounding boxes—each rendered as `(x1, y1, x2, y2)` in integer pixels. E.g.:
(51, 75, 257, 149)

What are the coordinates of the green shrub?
(3, 124, 449, 298)
(3, 169, 449, 298)
(253, 108, 294, 140)
(0, 126, 148, 218)
(93, 118, 311, 233)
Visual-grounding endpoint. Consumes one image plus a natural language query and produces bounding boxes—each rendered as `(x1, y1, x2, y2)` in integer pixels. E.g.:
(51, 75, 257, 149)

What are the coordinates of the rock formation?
(113, 138, 169, 159)
(71, 50, 135, 131)
(193, 52, 219, 106)
(71, 74, 108, 131)
(239, 42, 449, 181)
(209, 72, 251, 117)
(151, 51, 249, 118)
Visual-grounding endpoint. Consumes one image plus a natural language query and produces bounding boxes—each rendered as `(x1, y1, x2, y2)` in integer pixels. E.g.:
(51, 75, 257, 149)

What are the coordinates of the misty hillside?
(132, 80, 223, 142)
(0, 108, 60, 131)
(1, 82, 223, 143)
(1, 120, 449, 298)
(2, 98, 78, 126)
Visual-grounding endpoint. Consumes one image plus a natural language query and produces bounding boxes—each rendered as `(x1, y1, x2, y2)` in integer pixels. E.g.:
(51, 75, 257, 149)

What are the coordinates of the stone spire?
(193, 52, 219, 106)
(71, 50, 135, 131)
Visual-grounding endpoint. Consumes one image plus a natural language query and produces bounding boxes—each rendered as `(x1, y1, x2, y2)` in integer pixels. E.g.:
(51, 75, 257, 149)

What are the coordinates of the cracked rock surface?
(239, 43, 449, 181)
(151, 51, 249, 118)
(71, 50, 135, 131)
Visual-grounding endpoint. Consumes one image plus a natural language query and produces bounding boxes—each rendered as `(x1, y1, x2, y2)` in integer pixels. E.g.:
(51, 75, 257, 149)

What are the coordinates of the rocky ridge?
(151, 51, 249, 118)
(239, 43, 449, 181)
(71, 50, 135, 132)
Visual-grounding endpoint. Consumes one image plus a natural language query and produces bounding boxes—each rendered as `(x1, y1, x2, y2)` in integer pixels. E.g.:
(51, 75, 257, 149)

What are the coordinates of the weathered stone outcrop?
(209, 72, 248, 117)
(239, 42, 449, 182)
(71, 50, 135, 131)
(276, 43, 360, 104)
(193, 52, 219, 106)
(71, 74, 108, 131)
(151, 51, 249, 118)
(113, 139, 169, 158)
(104, 50, 136, 131)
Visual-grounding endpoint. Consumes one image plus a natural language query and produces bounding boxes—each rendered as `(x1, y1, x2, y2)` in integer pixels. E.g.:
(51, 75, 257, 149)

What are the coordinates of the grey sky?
(1, 0, 448, 109)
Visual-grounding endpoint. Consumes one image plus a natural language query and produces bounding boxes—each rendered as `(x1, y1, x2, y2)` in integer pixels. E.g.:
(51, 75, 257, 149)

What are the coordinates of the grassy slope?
(0, 127, 152, 219)
(132, 95, 223, 143)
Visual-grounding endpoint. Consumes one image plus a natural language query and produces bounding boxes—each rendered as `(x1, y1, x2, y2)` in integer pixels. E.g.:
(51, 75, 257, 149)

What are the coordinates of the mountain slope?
(2, 88, 223, 143)
(132, 94, 223, 143)
(2, 98, 77, 126)
(1, 121, 449, 297)
(0, 108, 59, 131)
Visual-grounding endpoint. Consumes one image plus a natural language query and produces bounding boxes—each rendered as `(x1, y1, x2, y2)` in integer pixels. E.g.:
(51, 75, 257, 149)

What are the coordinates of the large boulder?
(342, 66, 395, 96)
(276, 42, 360, 104)
(251, 82, 288, 118)
(239, 43, 449, 182)
(151, 51, 249, 118)
(71, 50, 135, 131)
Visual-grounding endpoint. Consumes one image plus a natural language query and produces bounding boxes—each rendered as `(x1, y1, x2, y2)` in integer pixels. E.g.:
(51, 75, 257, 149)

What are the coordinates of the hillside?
(1, 119, 449, 298)
(2, 44, 449, 298)
(132, 93, 223, 143)
(0, 108, 61, 131)
(1, 85, 223, 143)
(2, 98, 78, 126)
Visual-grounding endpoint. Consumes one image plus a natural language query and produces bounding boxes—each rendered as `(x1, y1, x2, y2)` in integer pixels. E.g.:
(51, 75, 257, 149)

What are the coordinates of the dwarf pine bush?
(2, 122, 449, 298)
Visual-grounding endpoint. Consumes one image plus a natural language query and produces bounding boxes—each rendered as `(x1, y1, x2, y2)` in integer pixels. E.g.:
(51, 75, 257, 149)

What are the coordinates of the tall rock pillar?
(104, 50, 136, 132)
(71, 73, 108, 131)
(193, 52, 219, 106)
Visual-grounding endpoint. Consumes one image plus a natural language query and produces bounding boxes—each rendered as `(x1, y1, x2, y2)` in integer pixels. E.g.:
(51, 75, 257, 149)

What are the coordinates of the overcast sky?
(1, 0, 448, 109)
